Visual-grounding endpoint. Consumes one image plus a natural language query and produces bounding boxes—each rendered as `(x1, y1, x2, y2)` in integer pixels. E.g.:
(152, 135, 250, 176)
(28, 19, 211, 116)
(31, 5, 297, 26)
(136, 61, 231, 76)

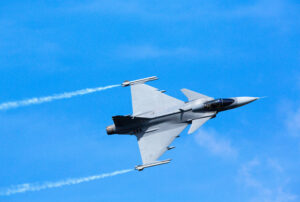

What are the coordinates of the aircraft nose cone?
(235, 97, 259, 106)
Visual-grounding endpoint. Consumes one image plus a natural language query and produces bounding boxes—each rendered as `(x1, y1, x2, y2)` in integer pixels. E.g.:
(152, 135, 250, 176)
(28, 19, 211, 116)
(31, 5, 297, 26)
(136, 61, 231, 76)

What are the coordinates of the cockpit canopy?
(204, 98, 234, 110)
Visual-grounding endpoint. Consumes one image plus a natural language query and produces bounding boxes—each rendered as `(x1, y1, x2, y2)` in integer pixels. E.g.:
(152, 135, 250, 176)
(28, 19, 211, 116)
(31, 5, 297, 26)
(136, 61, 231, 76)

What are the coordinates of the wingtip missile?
(122, 76, 158, 87)
(135, 159, 171, 171)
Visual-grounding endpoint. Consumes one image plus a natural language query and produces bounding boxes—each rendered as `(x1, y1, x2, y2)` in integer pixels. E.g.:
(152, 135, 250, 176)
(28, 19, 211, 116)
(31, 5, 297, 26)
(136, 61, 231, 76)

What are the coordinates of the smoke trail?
(0, 84, 119, 111)
(0, 169, 133, 196)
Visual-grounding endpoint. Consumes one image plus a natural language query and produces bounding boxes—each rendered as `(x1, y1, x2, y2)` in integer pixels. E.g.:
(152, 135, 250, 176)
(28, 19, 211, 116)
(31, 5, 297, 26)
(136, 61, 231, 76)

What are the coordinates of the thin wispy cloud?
(0, 19, 64, 71)
(117, 45, 199, 59)
(194, 128, 237, 158)
(65, 0, 142, 16)
(0, 169, 133, 196)
(276, 99, 300, 138)
(63, 0, 300, 28)
(282, 101, 300, 137)
(285, 108, 300, 137)
(267, 158, 284, 173)
(238, 158, 297, 202)
(217, 0, 285, 19)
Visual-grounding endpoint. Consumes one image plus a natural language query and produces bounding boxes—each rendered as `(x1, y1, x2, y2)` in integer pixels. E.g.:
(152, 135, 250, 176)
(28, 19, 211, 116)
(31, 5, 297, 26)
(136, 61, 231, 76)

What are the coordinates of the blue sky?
(0, 0, 300, 201)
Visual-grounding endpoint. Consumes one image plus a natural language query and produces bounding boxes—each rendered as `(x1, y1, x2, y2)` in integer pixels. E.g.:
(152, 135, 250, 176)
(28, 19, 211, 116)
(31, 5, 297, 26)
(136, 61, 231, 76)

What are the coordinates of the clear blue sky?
(0, 0, 300, 201)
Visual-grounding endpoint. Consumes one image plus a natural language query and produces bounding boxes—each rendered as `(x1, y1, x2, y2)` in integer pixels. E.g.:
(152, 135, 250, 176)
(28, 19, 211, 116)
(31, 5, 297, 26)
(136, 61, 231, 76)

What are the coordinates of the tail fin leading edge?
(181, 88, 213, 102)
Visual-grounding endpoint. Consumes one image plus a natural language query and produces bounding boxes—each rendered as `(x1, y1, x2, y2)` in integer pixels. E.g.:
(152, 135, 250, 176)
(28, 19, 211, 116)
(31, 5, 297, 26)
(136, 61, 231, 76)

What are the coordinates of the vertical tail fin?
(181, 89, 213, 102)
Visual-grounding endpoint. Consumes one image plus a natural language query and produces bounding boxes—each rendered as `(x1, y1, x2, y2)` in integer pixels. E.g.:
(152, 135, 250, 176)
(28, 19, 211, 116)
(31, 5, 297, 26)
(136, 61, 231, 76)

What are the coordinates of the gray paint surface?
(107, 78, 259, 168)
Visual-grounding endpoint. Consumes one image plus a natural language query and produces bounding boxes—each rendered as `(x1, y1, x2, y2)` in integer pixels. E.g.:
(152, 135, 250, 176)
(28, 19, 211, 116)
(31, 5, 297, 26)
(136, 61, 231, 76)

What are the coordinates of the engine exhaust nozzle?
(106, 125, 116, 135)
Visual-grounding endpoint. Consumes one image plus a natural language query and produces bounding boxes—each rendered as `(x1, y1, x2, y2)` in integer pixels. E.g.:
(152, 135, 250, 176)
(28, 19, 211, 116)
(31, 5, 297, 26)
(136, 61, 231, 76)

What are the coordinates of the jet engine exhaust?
(106, 125, 116, 135)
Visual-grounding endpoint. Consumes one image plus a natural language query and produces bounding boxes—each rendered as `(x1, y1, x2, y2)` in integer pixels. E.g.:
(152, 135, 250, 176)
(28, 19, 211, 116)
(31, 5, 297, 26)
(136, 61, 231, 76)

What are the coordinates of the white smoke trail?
(0, 169, 133, 196)
(0, 84, 119, 111)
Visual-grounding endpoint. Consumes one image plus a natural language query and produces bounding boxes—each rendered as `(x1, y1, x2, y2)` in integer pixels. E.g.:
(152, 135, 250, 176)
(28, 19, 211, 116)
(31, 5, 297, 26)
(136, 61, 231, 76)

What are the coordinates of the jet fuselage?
(106, 96, 258, 135)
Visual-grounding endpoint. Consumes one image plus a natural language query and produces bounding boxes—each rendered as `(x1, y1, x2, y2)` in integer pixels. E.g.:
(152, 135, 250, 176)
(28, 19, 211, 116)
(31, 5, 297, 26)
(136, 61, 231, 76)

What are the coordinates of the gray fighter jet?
(106, 76, 259, 171)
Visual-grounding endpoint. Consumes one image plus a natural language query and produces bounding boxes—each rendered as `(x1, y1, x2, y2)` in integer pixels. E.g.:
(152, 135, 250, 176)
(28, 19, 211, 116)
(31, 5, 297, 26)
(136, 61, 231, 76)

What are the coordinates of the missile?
(135, 159, 171, 171)
(122, 76, 158, 87)
(167, 146, 175, 150)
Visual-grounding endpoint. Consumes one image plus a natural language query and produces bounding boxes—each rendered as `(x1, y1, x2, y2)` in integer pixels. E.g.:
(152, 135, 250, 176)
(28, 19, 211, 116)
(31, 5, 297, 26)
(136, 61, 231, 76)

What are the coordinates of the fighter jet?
(106, 76, 259, 171)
